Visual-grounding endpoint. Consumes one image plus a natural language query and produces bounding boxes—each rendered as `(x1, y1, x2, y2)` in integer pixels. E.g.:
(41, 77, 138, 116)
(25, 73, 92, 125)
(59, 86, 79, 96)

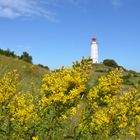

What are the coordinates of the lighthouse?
(91, 36, 98, 63)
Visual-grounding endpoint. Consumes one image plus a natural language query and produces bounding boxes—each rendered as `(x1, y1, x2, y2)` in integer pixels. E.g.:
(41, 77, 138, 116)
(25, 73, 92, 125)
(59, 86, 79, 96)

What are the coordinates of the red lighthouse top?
(92, 36, 97, 42)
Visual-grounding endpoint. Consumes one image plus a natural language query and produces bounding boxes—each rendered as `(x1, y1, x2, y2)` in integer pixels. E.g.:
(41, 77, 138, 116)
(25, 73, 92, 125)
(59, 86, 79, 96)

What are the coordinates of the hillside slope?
(0, 55, 139, 92)
(0, 55, 49, 91)
(89, 63, 140, 88)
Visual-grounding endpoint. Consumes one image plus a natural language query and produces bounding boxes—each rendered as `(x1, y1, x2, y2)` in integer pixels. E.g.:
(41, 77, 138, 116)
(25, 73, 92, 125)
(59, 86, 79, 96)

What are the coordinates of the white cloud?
(0, 7, 19, 18)
(0, 0, 90, 19)
(0, 0, 54, 19)
(111, 0, 121, 7)
(0, 0, 124, 19)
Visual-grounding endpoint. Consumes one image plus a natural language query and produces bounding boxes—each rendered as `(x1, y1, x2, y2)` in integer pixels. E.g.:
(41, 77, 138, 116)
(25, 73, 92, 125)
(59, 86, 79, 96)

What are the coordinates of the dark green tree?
(103, 59, 118, 68)
(20, 52, 32, 64)
(0, 48, 16, 58)
(37, 64, 49, 70)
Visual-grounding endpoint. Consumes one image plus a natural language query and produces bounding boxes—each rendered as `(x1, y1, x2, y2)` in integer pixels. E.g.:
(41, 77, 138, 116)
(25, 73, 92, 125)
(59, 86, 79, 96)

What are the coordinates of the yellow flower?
(32, 136, 39, 140)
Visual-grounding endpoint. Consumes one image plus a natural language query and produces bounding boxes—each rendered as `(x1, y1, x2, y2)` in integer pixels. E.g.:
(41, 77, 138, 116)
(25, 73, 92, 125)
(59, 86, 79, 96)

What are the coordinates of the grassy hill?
(0, 55, 49, 92)
(89, 63, 140, 89)
(0, 55, 139, 92)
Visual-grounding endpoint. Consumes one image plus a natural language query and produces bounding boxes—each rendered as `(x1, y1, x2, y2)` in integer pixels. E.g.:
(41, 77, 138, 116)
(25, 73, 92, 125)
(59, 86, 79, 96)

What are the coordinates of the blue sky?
(0, 0, 140, 71)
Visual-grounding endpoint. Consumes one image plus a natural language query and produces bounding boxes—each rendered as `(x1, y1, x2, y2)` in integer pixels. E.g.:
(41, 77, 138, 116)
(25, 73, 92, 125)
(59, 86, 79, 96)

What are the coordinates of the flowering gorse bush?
(37, 58, 93, 139)
(0, 58, 140, 140)
(0, 71, 38, 140)
(77, 69, 140, 140)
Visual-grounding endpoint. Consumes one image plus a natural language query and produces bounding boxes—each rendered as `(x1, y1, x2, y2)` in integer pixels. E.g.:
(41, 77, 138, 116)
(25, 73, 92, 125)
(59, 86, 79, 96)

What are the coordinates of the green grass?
(0, 55, 49, 92)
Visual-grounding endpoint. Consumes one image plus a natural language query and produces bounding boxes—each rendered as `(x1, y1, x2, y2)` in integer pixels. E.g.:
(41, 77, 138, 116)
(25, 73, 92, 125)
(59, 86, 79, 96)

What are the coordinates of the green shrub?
(0, 48, 16, 58)
(20, 52, 32, 64)
(37, 64, 49, 70)
(103, 59, 119, 68)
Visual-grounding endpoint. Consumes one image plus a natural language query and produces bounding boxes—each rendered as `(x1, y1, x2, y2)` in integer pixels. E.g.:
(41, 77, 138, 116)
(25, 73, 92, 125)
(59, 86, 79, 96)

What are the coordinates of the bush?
(129, 70, 137, 74)
(123, 79, 134, 85)
(103, 59, 119, 68)
(0, 48, 16, 58)
(20, 51, 32, 64)
(0, 48, 33, 64)
(37, 64, 49, 70)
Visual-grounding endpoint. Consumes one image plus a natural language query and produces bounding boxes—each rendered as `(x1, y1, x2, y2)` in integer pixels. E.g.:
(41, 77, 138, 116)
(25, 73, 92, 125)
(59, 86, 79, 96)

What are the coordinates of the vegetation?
(0, 48, 33, 63)
(103, 59, 119, 68)
(0, 55, 49, 92)
(0, 48, 49, 69)
(37, 64, 49, 70)
(0, 57, 140, 140)
(0, 48, 16, 58)
(20, 52, 33, 64)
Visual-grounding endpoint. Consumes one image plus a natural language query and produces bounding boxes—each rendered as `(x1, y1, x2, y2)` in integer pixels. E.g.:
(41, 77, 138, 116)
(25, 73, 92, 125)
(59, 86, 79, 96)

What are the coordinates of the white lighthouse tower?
(91, 36, 98, 63)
